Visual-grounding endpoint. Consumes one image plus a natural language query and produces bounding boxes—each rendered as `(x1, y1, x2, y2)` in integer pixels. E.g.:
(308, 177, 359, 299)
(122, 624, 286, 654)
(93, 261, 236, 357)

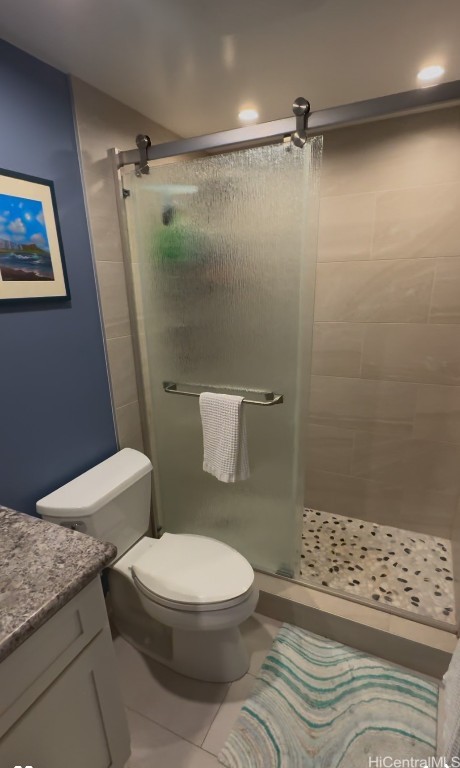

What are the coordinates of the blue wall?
(0, 40, 117, 515)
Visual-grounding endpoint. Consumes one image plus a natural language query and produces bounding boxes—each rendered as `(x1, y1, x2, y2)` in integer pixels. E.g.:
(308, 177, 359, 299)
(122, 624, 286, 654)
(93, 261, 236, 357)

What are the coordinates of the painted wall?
(0, 41, 117, 515)
(306, 105, 460, 540)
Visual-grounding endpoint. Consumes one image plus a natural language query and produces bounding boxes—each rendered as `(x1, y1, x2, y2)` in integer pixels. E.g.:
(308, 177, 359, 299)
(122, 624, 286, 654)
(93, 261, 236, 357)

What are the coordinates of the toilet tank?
(37, 449, 153, 560)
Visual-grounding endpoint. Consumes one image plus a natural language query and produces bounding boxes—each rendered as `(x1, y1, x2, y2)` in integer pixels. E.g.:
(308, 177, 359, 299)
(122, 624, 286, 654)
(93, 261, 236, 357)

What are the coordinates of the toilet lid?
(131, 533, 254, 605)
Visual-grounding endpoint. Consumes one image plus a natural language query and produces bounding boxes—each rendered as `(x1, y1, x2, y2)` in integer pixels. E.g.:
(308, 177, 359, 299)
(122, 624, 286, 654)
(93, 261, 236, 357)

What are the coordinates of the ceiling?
(1, 0, 460, 138)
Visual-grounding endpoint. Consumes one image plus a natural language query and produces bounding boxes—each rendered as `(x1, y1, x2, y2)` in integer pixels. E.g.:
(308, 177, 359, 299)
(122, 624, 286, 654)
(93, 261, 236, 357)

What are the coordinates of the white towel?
(199, 392, 250, 483)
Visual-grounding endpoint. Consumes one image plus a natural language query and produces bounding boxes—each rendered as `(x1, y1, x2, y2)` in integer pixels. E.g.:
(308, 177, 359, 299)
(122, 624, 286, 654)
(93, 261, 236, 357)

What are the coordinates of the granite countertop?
(0, 506, 116, 662)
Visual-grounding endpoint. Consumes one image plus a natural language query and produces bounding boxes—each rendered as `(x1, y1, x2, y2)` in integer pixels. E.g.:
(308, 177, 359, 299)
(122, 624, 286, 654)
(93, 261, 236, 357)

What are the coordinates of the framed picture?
(0, 168, 70, 303)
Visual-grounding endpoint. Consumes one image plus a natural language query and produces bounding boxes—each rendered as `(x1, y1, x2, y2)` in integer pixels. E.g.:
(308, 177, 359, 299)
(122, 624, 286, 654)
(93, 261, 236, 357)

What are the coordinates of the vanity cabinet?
(0, 579, 130, 768)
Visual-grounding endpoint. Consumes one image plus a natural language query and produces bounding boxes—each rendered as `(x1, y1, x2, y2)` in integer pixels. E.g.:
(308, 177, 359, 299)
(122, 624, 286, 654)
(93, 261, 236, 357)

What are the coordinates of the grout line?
(319, 180, 460, 201)
(94, 258, 126, 264)
(307, 457, 460, 483)
(349, 429, 358, 477)
(200, 671, 257, 749)
(125, 704, 227, 752)
(427, 257, 440, 324)
(313, 320, 460, 326)
(115, 399, 140, 412)
(106, 333, 133, 342)
(311, 373, 460, 390)
(369, 190, 378, 260)
(200, 697, 226, 749)
(308, 418, 460, 446)
(358, 325, 365, 378)
(200, 743, 221, 758)
(316, 255, 460, 266)
(313, 321, 460, 329)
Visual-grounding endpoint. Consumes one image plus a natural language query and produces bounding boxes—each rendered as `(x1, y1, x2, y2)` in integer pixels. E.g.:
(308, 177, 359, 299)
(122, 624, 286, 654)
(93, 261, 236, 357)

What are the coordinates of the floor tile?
(299, 508, 455, 625)
(202, 674, 256, 756)
(240, 612, 281, 675)
(126, 708, 220, 767)
(114, 635, 229, 746)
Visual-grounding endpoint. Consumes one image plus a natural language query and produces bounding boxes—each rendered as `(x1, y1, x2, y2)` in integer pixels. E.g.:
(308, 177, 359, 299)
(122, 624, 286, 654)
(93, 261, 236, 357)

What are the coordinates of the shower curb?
(255, 571, 456, 680)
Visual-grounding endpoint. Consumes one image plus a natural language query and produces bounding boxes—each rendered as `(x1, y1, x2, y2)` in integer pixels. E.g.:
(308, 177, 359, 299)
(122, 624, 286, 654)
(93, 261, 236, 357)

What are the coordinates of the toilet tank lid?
(36, 449, 152, 518)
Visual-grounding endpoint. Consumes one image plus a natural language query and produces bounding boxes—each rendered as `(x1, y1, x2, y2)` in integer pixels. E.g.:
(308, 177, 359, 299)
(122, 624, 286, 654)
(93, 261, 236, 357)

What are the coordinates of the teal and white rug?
(219, 624, 438, 768)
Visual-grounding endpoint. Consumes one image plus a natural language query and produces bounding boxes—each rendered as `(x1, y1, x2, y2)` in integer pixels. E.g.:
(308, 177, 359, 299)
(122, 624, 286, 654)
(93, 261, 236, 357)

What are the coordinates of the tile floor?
(115, 613, 281, 767)
(300, 508, 455, 625)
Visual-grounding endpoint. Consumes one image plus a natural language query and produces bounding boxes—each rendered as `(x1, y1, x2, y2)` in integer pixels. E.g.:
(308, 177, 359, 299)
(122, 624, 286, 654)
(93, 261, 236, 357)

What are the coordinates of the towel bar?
(162, 381, 283, 406)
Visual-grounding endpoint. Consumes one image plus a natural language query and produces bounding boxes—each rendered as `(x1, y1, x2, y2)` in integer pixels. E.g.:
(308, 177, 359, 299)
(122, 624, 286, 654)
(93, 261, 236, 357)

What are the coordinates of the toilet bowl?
(37, 448, 258, 683)
(111, 533, 258, 682)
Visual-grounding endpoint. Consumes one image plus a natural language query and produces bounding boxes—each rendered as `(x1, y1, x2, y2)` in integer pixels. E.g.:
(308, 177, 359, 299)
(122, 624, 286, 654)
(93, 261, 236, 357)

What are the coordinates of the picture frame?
(0, 168, 70, 304)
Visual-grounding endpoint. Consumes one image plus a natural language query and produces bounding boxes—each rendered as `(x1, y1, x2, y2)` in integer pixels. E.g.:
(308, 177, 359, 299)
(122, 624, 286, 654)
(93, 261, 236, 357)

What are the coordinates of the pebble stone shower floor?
(300, 508, 456, 626)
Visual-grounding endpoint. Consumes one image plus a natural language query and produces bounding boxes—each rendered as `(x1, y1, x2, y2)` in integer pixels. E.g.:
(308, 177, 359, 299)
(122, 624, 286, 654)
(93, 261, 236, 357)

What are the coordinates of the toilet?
(37, 448, 258, 683)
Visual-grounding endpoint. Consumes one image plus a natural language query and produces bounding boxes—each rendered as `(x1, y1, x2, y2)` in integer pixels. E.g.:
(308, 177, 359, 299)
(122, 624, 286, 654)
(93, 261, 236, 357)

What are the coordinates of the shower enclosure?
(121, 137, 322, 578)
(113, 83, 460, 633)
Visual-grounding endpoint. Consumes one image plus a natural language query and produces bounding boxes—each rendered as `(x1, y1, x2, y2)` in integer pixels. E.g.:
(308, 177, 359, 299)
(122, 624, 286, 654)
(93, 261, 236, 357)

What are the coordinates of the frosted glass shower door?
(124, 138, 321, 576)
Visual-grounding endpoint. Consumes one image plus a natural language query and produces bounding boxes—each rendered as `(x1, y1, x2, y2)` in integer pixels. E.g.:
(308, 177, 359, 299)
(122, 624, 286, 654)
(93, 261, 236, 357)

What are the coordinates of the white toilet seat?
(131, 532, 254, 608)
(132, 570, 255, 612)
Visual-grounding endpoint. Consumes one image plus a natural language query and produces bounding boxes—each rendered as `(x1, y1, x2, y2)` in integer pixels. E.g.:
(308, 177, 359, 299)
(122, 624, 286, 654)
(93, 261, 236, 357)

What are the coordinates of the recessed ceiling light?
(238, 108, 259, 123)
(417, 64, 445, 83)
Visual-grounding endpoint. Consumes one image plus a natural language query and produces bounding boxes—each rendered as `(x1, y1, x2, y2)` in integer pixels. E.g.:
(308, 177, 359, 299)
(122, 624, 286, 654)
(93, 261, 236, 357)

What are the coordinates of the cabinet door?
(0, 627, 130, 768)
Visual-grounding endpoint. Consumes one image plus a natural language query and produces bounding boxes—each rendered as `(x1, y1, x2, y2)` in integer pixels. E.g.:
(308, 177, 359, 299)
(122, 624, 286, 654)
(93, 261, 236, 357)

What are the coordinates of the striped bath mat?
(219, 624, 438, 768)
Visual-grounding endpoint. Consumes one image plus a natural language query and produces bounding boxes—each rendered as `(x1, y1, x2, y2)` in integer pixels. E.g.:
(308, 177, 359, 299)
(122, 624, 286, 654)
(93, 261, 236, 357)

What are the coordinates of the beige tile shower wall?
(306, 105, 460, 540)
(71, 77, 178, 451)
